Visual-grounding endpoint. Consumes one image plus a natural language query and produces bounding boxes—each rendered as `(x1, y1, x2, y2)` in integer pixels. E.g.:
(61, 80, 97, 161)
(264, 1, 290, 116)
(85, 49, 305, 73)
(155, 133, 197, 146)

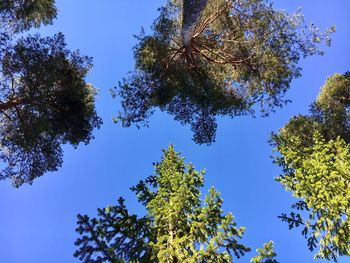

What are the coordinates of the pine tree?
(74, 146, 279, 262)
(271, 72, 350, 261)
(0, 1, 102, 187)
(0, 33, 102, 187)
(114, 0, 334, 144)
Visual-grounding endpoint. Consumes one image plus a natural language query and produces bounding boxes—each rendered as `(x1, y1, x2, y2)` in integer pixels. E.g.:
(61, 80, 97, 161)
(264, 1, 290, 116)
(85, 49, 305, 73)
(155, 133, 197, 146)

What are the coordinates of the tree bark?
(181, 0, 208, 49)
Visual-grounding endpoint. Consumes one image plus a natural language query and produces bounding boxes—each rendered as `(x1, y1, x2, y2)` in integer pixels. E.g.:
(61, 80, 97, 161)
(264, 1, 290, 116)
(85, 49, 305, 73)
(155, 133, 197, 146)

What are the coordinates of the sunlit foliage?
(271, 72, 350, 261)
(74, 146, 260, 262)
(251, 241, 279, 263)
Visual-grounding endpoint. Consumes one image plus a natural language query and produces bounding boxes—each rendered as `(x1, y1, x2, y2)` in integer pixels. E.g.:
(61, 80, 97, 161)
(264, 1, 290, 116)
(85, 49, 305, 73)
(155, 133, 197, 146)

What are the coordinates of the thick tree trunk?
(181, 0, 208, 49)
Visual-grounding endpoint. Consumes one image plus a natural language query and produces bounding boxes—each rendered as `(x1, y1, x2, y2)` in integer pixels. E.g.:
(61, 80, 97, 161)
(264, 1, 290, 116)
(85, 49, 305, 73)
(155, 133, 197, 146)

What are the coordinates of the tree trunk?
(181, 0, 208, 50)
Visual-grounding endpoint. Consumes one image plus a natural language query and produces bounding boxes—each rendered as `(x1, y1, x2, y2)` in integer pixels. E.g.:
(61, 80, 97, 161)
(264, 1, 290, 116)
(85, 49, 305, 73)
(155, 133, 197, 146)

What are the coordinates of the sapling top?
(74, 145, 279, 263)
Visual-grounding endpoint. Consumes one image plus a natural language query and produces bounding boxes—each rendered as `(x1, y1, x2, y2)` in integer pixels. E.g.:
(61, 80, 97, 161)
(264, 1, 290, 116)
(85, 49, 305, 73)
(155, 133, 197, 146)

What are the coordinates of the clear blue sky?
(0, 1, 349, 262)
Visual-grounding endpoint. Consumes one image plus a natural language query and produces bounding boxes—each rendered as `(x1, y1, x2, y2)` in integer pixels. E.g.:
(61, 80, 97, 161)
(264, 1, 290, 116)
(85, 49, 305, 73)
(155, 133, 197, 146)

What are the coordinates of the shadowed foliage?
(114, 0, 334, 144)
(75, 146, 281, 262)
(0, 0, 57, 33)
(0, 33, 102, 187)
(271, 72, 350, 261)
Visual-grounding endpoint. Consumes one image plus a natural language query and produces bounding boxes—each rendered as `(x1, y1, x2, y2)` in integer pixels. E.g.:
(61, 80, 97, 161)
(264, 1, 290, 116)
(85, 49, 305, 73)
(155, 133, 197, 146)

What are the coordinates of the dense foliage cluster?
(74, 146, 279, 262)
(115, 0, 334, 144)
(271, 72, 350, 261)
(0, 3, 101, 187)
(0, 0, 57, 32)
(0, 33, 102, 187)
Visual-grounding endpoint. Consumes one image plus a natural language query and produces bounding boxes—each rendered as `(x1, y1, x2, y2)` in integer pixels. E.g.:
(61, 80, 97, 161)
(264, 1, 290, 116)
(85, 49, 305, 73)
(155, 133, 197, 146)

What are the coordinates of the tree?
(0, 33, 102, 187)
(274, 72, 350, 147)
(75, 145, 278, 262)
(114, 0, 334, 144)
(0, 0, 57, 33)
(271, 72, 350, 261)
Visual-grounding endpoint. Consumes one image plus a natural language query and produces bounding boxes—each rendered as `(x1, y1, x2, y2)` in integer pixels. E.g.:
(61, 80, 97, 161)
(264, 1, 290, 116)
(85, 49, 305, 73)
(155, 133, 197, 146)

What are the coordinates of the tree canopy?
(271, 72, 350, 261)
(74, 145, 278, 262)
(0, 33, 102, 187)
(115, 0, 334, 144)
(0, 0, 57, 33)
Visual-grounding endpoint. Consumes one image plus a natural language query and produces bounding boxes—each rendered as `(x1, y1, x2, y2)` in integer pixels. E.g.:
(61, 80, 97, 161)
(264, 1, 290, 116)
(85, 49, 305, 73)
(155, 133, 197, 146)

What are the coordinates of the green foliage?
(250, 241, 278, 263)
(274, 72, 350, 147)
(0, 33, 102, 187)
(0, 0, 57, 33)
(115, 0, 334, 144)
(74, 146, 253, 262)
(276, 133, 350, 261)
(271, 72, 350, 261)
(313, 72, 350, 142)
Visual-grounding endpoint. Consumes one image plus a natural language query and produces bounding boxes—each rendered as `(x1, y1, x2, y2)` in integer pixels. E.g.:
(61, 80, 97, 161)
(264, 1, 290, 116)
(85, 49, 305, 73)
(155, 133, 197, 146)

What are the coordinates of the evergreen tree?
(0, 33, 102, 187)
(0, 0, 57, 33)
(75, 146, 278, 262)
(114, 0, 334, 144)
(271, 72, 350, 261)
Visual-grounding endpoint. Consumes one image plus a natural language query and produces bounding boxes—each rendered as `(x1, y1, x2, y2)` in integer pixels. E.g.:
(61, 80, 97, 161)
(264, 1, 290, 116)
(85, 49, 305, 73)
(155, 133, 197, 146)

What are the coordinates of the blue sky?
(0, 1, 350, 262)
